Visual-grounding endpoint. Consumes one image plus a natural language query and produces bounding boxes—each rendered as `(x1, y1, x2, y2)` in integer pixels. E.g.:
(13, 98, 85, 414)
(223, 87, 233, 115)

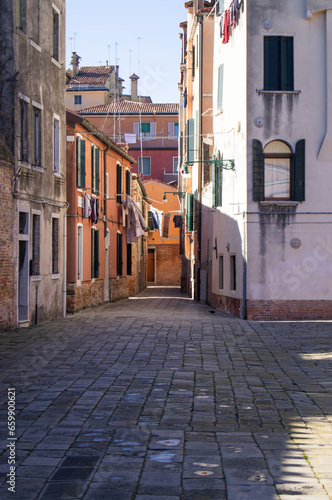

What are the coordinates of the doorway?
(147, 248, 155, 282)
(18, 211, 29, 322)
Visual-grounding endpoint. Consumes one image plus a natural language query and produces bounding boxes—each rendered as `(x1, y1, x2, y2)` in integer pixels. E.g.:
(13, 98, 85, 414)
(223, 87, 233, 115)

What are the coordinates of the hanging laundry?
(90, 198, 98, 224)
(222, 9, 229, 44)
(149, 206, 163, 237)
(162, 214, 170, 239)
(84, 193, 91, 218)
(124, 134, 136, 144)
(173, 214, 183, 228)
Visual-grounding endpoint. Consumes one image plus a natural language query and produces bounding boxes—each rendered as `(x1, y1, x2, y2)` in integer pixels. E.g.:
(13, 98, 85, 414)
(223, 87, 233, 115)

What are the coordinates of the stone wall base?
(110, 276, 129, 302)
(67, 280, 104, 313)
(247, 300, 332, 321)
(211, 294, 243, 318)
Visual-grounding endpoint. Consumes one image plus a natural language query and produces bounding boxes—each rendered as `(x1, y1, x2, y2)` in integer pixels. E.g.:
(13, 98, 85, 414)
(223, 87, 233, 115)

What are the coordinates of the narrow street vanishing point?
(1, 287, 332, 499)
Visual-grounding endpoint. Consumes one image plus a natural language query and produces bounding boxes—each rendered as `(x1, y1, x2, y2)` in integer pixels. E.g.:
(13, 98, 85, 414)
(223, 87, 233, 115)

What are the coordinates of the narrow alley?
(1, 287, 332, 499)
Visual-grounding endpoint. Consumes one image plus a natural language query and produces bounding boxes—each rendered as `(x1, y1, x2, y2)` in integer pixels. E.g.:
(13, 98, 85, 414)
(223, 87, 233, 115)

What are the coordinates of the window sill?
(52, 274, 60, 279)
(30, 40, 41, 52)
(257, 89, 301, 95)
(51, 57, 61, 69)
(260, 201, 299, 207)
(31, 275, 41, 282)
(32, 165, 44, 173)
(18, 161, 31, 169)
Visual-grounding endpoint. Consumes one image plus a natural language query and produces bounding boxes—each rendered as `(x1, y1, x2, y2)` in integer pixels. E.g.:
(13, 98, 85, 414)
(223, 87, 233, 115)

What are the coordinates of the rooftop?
(68, 66, 115, 86)
(79, 100, 179, 115)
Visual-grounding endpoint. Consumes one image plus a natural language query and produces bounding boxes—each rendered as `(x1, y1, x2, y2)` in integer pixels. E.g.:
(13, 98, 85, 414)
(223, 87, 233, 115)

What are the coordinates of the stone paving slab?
(0, 286, 331, 498)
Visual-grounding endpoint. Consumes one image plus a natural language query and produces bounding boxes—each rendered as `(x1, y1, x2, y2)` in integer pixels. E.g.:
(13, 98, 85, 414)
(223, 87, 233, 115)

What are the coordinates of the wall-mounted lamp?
(180, 164, 191, 178)
(185, 157, 235, 170)
(162, 191, 186, 202)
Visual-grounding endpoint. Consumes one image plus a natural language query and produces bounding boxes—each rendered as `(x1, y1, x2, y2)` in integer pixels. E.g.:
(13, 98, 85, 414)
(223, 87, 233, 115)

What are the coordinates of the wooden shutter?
(292, 139, 305, 201)
(187, 119, 195, 164)
(94, 147, 99, 194)
(264, 36, 279, 90)
(280, 37, 294, 91)
(212, 154, 217, 207)
(187, 193, 194, 232)
(117, 233, 123, 276)
(253, 139, 264, 201)
(77, 137, 85, 188)
(117, 164, 122, 203)
(126, 169, 131, 196)
(217, 64, 224, 110)
(127, 243, 132, 276)
(94, 230, 99, 278)
(52, 218, 59, 274)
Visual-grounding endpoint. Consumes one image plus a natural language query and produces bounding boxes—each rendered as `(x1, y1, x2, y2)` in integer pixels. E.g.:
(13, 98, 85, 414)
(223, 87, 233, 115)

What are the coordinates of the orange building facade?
(143, 180, 182, 286)
(66, 110, 143, 312)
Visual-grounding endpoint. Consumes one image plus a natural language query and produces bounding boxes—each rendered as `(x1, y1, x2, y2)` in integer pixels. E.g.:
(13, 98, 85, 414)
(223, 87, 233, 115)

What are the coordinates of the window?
(53, 116, 60, 173)
(138, 157, 151, 176)
(264, 141, 291, 199)
(74, 95, 82, 105)
(252, 139, 305, 201)
(19, 98, 29, 163)
(219, 255, 224, 290)
(187, 193, 194, 232)
(31, 214, 40, 275)
(216, 0, 224, 15)
(52, 217, 59, 274)
(192, 45, 195, 79)
(76, 136, 85, 188)
(217, 64, 224, 110)
(264, 36, 294, 91)
(52, 8, 59, 61)
(116, 163, 123, 203)
(186, 118, 195, 164)
(173, 157, 179, 173)
(117, 232, 123, 276)
(77, 225, 83, 281)
(31, 0, 40, 44)
(18, 0, 27, 32)
(127, 243, 132, 276)
(91, 228, 99, 279)
(168, 122, 179, 139)
(133, 122, 156, 140)
(92, 145, 100, 194)
(126, 169, 132, 196)
(230, 255, 236, 291)
(212, 154, 222, 207)
(33, 106, 41, 166)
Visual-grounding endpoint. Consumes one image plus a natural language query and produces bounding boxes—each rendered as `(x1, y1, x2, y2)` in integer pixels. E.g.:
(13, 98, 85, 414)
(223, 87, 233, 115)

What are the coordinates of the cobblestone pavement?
(1, 286, 332, 499)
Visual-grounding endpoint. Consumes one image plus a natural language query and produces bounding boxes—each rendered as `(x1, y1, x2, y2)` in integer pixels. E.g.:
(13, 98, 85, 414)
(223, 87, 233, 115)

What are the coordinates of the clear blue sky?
(66, 0, 187, 103)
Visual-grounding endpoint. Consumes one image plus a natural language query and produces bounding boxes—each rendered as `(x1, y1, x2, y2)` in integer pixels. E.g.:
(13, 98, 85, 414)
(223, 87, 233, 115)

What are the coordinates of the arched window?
(264, 140, 292, 199)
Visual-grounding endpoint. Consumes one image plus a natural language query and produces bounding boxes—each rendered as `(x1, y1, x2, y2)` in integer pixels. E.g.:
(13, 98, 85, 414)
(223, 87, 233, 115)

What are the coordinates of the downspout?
(104, 145, 110, 237)
(63, 202, 69, 318)
(197, 16, 203, 302)
(243, 211, 247, 319)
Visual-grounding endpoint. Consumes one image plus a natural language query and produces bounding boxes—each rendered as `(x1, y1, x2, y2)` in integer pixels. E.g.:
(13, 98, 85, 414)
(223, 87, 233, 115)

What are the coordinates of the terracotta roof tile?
(68, 66, 115, 86)
(79, 100, 179, 114)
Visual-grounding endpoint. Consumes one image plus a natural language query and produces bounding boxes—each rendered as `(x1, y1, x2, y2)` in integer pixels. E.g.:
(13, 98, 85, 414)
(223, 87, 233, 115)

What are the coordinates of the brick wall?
(66, 280, 104, 313)
(110, 276, 129, 302)
(247, 300, 332, 321)
(211, 293, 243, 318)
(0, 162, 15, 330)
(154, 245, 181, 286)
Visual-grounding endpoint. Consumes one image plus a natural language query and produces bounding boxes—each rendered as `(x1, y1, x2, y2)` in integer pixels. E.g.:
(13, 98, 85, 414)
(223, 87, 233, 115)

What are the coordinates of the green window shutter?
(192, 45, 195, 78)
(217, 64, 224, 110)
(95, 230, 99, 278)
(77, 137, 82, 187)
(280, 37, 294, 91)
(212, 154, 217, 207)
(180, 132, 183, 164)
(292, 139, 305, 201)
(94, 147, 100, 194)
(117, 164, 122, 203)
(264, 36, 279, 91)
(126, 170, 131, 196)
(187, 193, 194, 232)
(91, 229, 95, 278)
(187, 118, 195, 164)
(253, 139, 264, 201)
(140, 122, 150, 133)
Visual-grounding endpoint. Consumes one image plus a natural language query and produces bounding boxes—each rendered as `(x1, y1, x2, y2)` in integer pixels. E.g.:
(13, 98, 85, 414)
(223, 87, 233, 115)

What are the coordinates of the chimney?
(130, 73, 139, 102)
(71, 52, 81, 77)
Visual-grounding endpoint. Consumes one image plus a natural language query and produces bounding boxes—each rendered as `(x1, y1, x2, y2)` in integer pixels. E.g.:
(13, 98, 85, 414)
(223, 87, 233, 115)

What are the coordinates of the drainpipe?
(242, 211, 247, 319)
(197, 16, 203, 302)
(104, 146, 110, 237)
(62, 203, 69, 318)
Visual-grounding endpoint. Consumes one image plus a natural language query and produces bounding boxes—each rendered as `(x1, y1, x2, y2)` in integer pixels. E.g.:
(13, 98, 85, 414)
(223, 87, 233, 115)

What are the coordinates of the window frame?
(91, 227, 99, 279)
(77, 224, 83, 281)
(52, 216, 59, 275)
(74, 95, 82, 105)
(219, 255, 224, 290)
(230, 254, 236, 291)
(31, 212, 41, 276)
(91, 145, 100, 195)
(19, 95, 29, 164)
(173, 157, 179, 174)
(53, 114, 60, 174)
(117, 232, 123, 276)
(76, 135, 86, 188)
(52, 5, 60, 61)
(264, 141, 292, 200)
(138, 156, 151, 176)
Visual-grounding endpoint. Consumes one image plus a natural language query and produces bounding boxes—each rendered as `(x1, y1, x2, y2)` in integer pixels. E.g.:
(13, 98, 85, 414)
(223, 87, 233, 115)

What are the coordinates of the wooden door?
(147, 249, 155, 282)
